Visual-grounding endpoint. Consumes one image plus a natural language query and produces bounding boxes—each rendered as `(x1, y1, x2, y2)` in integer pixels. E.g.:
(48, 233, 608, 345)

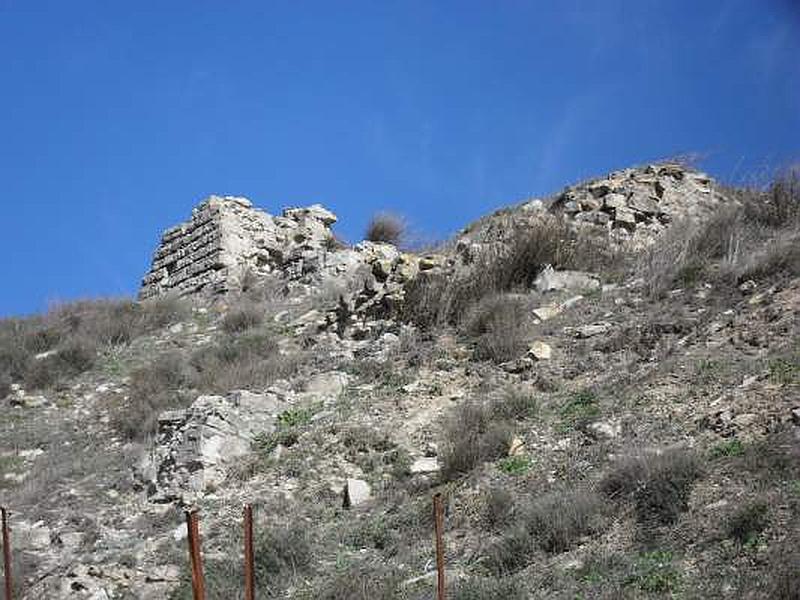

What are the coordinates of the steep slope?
(1, 164, 798, 599)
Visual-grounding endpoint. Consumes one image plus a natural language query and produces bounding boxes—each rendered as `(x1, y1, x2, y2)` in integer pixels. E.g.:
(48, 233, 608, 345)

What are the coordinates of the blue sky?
(1, 0, 798, 316)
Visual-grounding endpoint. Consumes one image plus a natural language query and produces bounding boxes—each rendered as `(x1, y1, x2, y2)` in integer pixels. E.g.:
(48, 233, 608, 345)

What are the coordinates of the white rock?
(343, 478, 372, 507)
(528, 341, 552, 361)
(532, 305, 561, 321)
(410, 457, 440, 474)
(587, 420, 621, 440)
(534, 266, 600, 293)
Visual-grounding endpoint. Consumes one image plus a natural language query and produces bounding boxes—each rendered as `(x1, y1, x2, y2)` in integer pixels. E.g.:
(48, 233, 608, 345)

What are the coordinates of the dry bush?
(485, 488, 606, 573)
(440, 399, 513, 480)
(765, 539, 800, 600)
(254, 524, 312, 579)
(465, 294, 531, 363)
(112, 351, 191, 439)
(484, 487, 515, 528)
(600, 448, 701, 524)
(315, 561, 403, 600)
(23, 335, 97, 390)
(221, 302, 264, 334)
(365, 212, 406, 245)
(0, 371, 10, 399)
(523, 488, 607, 553)
(189, 332, 299, 393)
(725, 499, 768, 545)
(403, 214, 620, 330)
(492, 385, 539, 420)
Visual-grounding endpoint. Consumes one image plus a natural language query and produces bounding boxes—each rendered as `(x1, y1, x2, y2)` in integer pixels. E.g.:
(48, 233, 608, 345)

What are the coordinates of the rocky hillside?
(1, 163, 799, 599)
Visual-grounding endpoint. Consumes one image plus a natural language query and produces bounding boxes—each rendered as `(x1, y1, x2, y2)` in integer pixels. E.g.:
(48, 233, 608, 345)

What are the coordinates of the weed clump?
(440, 400, 512, 480)
(601, 448, 701, 524)
(485, 488, 606, 573)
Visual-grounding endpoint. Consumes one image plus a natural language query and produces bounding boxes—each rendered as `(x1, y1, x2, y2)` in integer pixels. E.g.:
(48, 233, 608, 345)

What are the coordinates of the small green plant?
(694, 358, 721, 384)
(0, 454, 23, 490)
(558, 389, 599, 431)
(626, 550, 681, 594)
(498, 455, 532, 476)
(769, 357, 799, 385)
(278, 405, 319, 428)
(711, 438, 745, 458)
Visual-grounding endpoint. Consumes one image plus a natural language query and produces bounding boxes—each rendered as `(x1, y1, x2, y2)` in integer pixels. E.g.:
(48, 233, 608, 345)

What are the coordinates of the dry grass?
(600, 448, 701, 524)
(112, 351, 191, 439)
(188, 331, 300, 394)
(0, 296, 189, 391)
(464, 294, 531, 363)
(485, 487, 607, 573)
(221, 301, 264, 334)
(640, 171, 800, 297)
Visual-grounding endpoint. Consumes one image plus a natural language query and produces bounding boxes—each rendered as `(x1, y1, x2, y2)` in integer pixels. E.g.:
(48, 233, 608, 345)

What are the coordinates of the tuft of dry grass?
(640, 171, 800, 297)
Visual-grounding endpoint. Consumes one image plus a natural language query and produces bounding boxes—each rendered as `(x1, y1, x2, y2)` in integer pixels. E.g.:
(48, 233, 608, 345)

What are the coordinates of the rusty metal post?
(243, 504, 255, 600)
(433, 493, 446, 600)
(185, 510, 205, 600)
(2, 507, 12, 600)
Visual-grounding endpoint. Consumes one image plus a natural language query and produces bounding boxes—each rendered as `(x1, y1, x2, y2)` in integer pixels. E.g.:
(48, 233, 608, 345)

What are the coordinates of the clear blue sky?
(1, 1, 798, 316)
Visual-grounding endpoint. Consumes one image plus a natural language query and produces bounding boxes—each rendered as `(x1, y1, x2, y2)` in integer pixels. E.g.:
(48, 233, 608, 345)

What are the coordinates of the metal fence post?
(185, 510, 205, 600)
(2, 507, 12, 600)
(244, 505, 255, 600)
(433, 493, 446, 600)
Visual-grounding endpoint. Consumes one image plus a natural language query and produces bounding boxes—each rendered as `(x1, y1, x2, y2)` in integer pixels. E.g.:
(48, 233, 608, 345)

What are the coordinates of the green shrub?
(769, 357, 799, 385)
(559, 389, 599, 431)
(710, 438, 745, 458)
(498, 455, 531, 476)
(625, 550, 681, 594)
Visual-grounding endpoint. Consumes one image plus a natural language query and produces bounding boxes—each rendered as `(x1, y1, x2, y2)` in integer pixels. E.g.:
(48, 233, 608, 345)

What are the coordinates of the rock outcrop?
(550, 162, 729, 243)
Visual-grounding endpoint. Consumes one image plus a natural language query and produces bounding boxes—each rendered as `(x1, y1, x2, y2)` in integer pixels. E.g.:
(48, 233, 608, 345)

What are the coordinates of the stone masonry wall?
(139, 196, 338, 299)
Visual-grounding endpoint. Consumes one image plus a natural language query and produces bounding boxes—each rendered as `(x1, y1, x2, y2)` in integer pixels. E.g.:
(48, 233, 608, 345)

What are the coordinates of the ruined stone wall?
(139, 196, 339, 299)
